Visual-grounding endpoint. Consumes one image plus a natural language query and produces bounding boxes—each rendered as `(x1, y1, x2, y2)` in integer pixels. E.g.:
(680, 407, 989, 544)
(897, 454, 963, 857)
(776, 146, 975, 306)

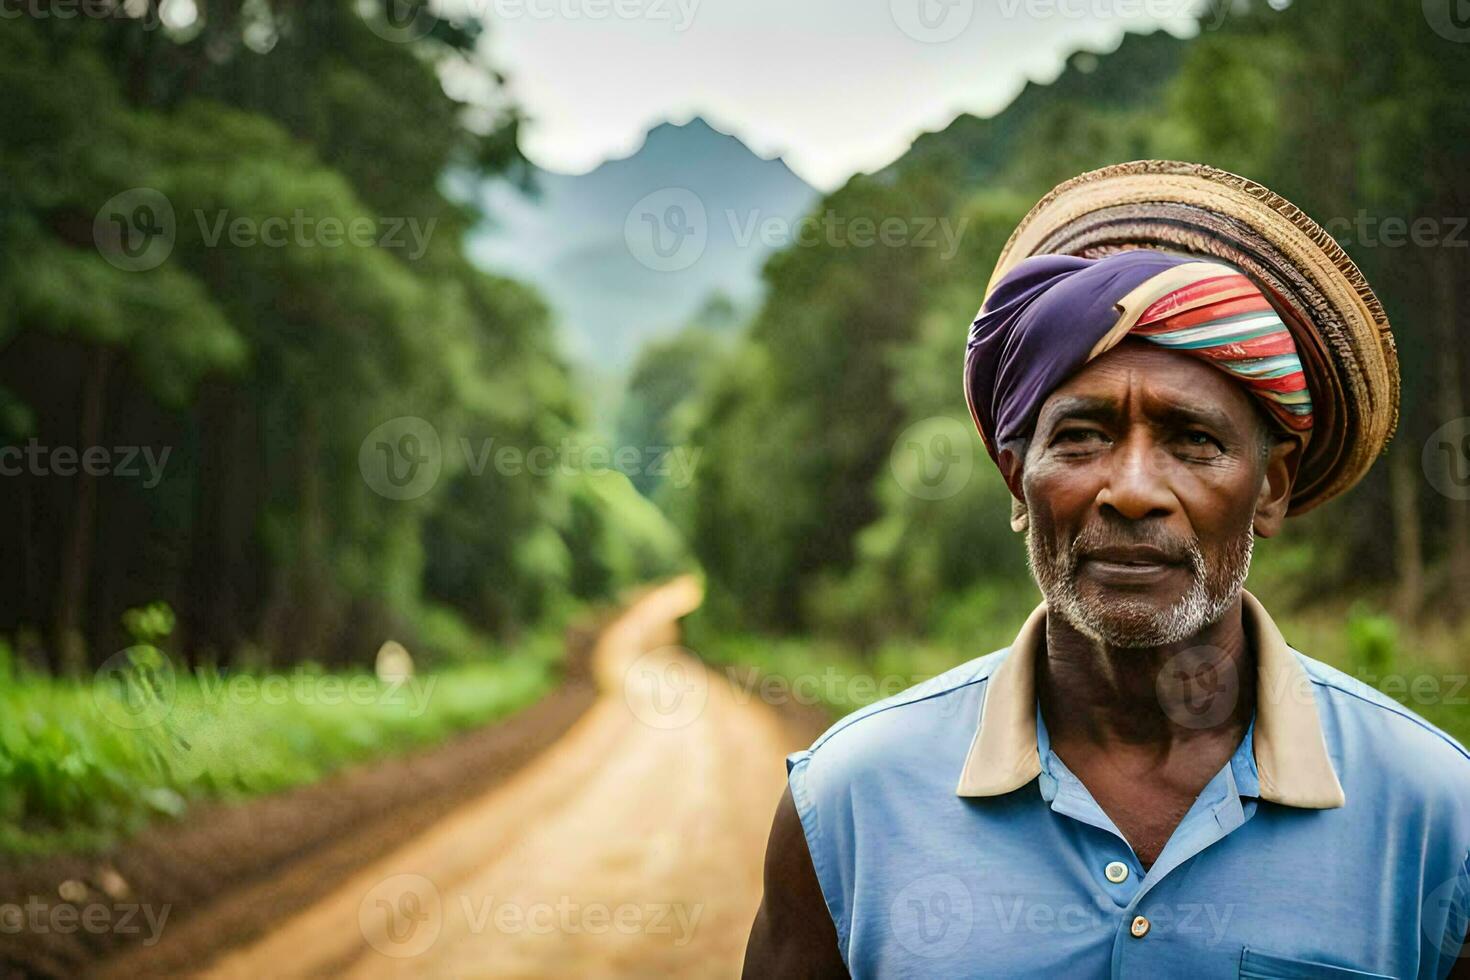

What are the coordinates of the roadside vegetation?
(0, 622, 566, 857)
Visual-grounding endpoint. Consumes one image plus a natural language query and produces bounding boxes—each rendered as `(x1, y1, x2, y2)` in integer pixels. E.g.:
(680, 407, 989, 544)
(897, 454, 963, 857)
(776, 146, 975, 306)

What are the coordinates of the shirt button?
(1104, 861, 1129, 883)
(1130, 915, 1150, 938)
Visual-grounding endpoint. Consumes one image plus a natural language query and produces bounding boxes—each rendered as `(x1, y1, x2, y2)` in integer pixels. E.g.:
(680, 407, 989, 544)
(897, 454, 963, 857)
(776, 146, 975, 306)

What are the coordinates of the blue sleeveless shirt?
(786, 594, 1470, 979)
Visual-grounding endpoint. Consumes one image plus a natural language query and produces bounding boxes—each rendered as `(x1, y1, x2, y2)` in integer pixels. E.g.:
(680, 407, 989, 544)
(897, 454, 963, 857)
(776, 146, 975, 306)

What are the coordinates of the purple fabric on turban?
(964, 250, 1214, 462)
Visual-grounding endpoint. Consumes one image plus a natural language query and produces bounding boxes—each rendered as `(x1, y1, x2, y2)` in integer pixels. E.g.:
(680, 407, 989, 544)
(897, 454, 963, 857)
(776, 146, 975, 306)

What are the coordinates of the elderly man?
(744, 163, 1470, 979)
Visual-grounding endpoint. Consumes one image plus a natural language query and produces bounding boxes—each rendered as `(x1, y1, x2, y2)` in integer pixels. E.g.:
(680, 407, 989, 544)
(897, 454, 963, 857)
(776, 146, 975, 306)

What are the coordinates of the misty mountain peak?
(470, 116, 819, 371)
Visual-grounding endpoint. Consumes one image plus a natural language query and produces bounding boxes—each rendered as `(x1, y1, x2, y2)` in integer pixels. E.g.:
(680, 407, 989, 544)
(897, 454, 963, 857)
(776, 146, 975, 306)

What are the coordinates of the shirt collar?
(955, 589, 1345, 809)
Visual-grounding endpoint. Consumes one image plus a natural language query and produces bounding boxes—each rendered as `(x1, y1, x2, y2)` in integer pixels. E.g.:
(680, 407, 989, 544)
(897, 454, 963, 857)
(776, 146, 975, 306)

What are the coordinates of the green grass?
(0, 635, 564, 857)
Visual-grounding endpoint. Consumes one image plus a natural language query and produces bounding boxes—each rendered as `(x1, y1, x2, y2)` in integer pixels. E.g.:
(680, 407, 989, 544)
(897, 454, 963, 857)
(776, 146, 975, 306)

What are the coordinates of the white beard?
(1026, 516, 1255, 649)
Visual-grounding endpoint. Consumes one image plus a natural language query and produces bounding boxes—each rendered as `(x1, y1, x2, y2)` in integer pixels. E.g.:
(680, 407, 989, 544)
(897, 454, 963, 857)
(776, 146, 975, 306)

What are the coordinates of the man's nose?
(1095, 437, 1176, 520)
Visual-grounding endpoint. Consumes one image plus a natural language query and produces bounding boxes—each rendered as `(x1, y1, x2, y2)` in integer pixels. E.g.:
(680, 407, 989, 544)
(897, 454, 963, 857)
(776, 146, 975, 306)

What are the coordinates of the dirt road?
(201, 576, 810, 978)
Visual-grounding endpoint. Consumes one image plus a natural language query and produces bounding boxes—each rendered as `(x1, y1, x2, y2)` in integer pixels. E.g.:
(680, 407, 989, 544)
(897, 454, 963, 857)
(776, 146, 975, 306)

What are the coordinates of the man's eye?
(1179, 431, 1224, 455)
(1054, 429, 1106, 448)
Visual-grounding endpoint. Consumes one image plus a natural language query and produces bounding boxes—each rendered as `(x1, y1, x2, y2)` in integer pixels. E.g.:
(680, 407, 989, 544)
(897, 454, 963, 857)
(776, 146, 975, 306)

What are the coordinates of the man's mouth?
(1077, 545, 1184, 585)
(1082, 544, 1179, 564)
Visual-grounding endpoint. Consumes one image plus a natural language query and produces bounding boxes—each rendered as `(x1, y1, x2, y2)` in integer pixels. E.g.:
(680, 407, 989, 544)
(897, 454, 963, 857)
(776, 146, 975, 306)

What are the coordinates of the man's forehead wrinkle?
(1157, 403, 1240, 434)
(1037, 394, 1120, 430)
(1030, 397, 1095, 453)
(1041, 352, 1252, 432)
(1038, 392, 1249, 444)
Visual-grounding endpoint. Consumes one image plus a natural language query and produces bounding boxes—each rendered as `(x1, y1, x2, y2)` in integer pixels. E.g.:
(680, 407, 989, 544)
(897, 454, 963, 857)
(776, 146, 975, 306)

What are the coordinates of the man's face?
(1016, 340, 1284, 647)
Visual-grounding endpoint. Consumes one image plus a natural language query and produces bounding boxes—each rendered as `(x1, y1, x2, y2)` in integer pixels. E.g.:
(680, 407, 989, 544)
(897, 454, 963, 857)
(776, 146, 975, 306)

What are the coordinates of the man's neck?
(1037, 594, 1257, 756)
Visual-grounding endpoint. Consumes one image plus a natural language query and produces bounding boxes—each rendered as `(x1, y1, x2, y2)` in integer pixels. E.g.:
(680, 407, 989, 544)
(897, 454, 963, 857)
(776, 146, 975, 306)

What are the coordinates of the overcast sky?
(455, 0, 1211, 190)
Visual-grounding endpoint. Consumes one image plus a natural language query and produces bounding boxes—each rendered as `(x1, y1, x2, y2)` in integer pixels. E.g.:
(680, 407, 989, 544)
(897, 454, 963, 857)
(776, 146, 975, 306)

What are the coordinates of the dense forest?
(5, 0, 1468, 679)
(635, 0, 1470, 647)
(0, 3, 689, 676)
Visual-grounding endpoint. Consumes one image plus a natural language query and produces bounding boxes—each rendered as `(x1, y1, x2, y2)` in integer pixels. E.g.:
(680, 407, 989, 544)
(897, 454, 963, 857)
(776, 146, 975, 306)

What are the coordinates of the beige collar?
(955, 589, 1345, 809)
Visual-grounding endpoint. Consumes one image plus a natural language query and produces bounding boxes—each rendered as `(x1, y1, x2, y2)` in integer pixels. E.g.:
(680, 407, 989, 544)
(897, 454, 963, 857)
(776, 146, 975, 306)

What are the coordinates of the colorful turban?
(966, 161, 1400, 518)
(963, 249, 1313, 464)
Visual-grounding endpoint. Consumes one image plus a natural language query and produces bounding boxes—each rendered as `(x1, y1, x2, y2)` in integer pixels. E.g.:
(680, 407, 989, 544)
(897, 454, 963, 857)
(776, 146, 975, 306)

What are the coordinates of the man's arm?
(742, 785, 848, 979)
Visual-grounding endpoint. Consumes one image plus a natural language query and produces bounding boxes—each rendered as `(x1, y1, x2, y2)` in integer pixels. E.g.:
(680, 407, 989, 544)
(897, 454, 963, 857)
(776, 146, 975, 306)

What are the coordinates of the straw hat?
(986, 160, 1399, 516)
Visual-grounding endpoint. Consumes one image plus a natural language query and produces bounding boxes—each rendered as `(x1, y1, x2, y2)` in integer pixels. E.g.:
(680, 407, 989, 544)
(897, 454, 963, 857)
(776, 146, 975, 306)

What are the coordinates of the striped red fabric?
(1130, 272, 1314, 433)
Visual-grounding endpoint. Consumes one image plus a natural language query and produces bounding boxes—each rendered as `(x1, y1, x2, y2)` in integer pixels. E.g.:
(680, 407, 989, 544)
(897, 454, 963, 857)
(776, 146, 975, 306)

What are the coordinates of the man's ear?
(997, 443, 1025, 503)
(997, 443, 1030, 533)
(1253, 435, 1302, 538)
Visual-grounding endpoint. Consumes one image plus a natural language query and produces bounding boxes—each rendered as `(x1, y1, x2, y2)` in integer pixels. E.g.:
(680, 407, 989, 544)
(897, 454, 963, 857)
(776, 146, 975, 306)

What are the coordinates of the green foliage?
(0, 4, 704, 854)
(0, 652, 561, 856)
(1279, 603, 1468, 748)
(1244, 523, 1348, 610)
(0, 5, 686, 668)
(617, 324, 729, 497)
(1346, 603, 1400, 678)
(679, 169, 975, 628)
(122, 603, 176, 646)
(575, 469, 695, 585)
(1154, 33, 1295, 176)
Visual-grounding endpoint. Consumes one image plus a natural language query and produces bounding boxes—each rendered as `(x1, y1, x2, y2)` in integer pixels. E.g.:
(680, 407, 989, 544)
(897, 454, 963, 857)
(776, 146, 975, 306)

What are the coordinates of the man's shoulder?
(1294, 650, 1470, 794)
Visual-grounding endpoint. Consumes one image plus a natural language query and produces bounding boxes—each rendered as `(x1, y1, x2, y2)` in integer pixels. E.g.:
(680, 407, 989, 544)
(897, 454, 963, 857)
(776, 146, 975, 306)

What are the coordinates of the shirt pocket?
(1238, 947, 1396, 980)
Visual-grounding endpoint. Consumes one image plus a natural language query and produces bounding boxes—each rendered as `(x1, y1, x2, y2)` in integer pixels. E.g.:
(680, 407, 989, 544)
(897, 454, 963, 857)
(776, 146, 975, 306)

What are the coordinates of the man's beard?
(1026, 512, 1256, 648)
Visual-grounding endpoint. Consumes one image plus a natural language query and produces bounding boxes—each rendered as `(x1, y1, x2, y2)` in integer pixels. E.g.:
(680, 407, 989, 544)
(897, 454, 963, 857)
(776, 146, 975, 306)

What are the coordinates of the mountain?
(466, 117, 819, 373)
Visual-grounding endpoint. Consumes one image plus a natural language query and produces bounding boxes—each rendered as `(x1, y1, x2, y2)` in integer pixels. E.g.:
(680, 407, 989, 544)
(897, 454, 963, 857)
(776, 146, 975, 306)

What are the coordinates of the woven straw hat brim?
(986, 160, 1400, 516)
